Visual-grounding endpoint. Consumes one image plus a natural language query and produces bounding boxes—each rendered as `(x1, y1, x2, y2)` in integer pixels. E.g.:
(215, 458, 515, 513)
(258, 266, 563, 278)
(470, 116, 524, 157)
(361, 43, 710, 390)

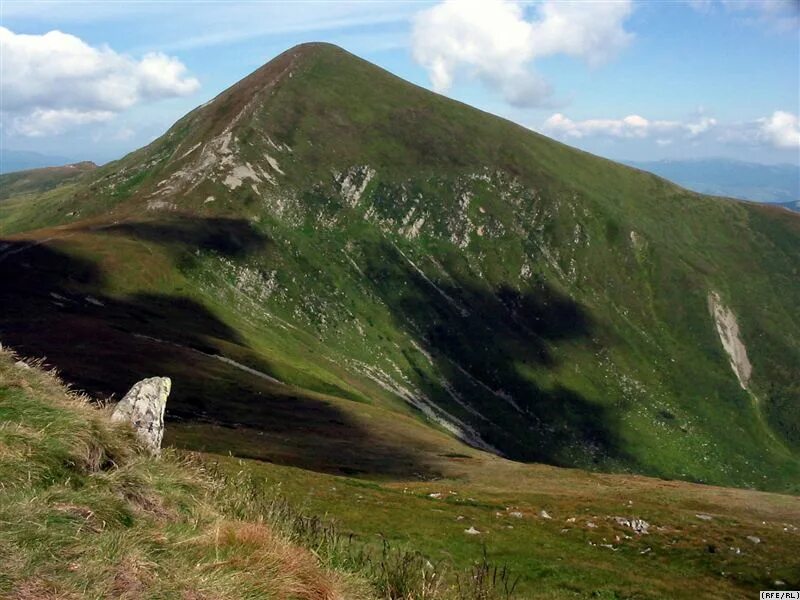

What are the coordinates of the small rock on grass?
(111, 377, 171, 455)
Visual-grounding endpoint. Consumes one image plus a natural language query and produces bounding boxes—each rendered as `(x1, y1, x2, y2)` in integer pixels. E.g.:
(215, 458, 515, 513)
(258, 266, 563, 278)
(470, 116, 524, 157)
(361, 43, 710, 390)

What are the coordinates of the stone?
(540, 510, 552, 519)
(464, 526, 481, 535)
(696, 513, 713, 521)
(746, 536, 761, 544)
(612, 516, 650, 534)
(111, 377, 171, 455)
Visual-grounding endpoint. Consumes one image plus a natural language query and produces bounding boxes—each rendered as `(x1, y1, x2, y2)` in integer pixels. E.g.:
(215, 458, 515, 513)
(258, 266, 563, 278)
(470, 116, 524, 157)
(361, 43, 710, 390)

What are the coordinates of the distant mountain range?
(625, 158, 799, 207)
(0, 149, 74, 174)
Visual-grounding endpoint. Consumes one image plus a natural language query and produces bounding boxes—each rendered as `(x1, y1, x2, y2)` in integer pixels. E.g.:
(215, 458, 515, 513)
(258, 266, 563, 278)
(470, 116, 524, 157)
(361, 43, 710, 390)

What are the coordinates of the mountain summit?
(1, 44, 799, 491)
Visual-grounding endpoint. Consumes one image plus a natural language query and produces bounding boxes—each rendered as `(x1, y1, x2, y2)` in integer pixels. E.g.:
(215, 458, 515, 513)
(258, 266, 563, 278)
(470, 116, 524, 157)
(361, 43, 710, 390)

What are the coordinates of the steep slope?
(1, 43, 799, 491)
(0, 350, 375, 599)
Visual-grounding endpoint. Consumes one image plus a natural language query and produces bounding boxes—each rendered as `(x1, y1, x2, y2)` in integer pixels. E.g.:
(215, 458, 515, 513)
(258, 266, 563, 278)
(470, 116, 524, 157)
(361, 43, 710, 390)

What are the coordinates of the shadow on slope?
(0, 230, 438, 478)
(361, 240, 635, 469)
(97, 217, 274, 259)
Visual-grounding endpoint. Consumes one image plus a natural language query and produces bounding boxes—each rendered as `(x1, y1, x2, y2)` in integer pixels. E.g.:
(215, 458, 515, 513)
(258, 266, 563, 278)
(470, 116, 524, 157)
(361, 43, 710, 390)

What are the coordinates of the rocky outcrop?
(111, 377, 171, 455)
(708, 291, 752, 390)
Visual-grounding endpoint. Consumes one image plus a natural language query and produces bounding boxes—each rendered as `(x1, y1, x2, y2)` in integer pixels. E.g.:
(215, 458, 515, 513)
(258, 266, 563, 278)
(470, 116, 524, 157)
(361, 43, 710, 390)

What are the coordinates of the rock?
(464, 526, 481, 535)
(509, 511, 524, 519)
(708, 291, 752, 389)
(540, 510, 552, 519)
(746, 536, 761, 544)
(111, 377, 171, 454)
(14, 360, 31, 370)
(612, 516, 650, 534)
(696, 513, 713, 521)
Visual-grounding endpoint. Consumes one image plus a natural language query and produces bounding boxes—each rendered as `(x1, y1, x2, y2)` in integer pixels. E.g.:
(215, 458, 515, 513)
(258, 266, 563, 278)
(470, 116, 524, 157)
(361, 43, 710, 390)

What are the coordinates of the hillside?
(0, 43, 799, 492)
(0, 348, 373, 599)
(0, 161, 97, 201)
(2, 334, 799, 599)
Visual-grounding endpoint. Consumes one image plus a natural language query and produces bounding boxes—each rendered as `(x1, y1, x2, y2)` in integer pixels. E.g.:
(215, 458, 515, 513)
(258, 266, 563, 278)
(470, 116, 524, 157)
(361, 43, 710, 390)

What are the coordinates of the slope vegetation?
(0, 43, 798, 491)
(0, 349, 375, 599)
(2, 348, 798, 599)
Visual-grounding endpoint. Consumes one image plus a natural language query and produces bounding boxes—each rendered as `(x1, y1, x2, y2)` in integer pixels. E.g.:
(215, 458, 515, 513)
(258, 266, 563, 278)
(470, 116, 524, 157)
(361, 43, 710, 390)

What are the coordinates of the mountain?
(0, 43, 799, 492)
(0, 161, 97, 201)
(0, 148, 75, 174)
(625, 158, 800, 204)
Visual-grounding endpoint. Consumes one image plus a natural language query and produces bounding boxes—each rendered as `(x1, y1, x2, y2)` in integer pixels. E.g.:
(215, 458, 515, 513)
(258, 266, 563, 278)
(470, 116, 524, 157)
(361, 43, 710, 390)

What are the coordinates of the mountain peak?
(283, 41, 347, 56)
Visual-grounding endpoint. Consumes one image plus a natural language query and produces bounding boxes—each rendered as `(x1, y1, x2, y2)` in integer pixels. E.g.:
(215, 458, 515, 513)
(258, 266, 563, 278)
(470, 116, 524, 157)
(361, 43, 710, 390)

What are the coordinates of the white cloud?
(411, 0, 633, 107)
(11, 109, 115, 137)
(541, 113, 717, 140)
(0, 27, 199, 136)
(758, 111, 800, 149)
(541, 110, 800, 152)
(687, 0, 800, 33)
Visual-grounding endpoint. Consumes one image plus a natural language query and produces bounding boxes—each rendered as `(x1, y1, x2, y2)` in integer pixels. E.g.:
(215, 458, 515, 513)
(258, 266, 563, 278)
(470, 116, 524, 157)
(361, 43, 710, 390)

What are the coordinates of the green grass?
(199, 433, 800, 599)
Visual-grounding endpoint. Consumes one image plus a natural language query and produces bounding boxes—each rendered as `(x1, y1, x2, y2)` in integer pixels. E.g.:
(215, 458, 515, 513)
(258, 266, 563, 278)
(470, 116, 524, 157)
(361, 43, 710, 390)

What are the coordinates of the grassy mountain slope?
(2, 347, 799, 599)
(0, 43, 799, 491)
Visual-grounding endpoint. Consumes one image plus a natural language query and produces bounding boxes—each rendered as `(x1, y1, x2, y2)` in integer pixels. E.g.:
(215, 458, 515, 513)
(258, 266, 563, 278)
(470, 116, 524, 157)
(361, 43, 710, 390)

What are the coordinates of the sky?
(1, 0, 798, 166)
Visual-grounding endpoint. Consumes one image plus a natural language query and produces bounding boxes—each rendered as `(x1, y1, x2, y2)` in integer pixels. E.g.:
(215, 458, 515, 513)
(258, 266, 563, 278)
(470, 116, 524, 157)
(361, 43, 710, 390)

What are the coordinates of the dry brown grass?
(195, 520, 348, 600)
(7, 580, 80, 600)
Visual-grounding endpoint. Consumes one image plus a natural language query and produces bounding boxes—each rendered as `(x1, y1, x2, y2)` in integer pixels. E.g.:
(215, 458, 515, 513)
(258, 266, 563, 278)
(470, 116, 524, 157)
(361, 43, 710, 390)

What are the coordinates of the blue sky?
(1, 0, 798, 165)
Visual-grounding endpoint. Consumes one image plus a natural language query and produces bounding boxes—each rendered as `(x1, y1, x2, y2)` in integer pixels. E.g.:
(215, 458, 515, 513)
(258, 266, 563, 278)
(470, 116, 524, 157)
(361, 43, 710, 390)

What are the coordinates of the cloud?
(541, 110, 800, 152)
(541, 113, 716, 140)
(758, 111, 800, 149)
(0, 27, 199, 136)
(411, 0, 633, 107)
(11, 109, 115, 137)
(687, 0, 800, 33)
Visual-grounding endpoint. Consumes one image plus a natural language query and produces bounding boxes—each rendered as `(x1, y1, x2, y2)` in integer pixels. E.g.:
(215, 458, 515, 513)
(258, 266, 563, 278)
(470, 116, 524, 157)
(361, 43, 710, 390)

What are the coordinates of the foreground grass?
(176, 424, 800, 600)
(2, 349, 525, 599)
(1, 343, 798, 599)
(0, 349, 373, 599)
